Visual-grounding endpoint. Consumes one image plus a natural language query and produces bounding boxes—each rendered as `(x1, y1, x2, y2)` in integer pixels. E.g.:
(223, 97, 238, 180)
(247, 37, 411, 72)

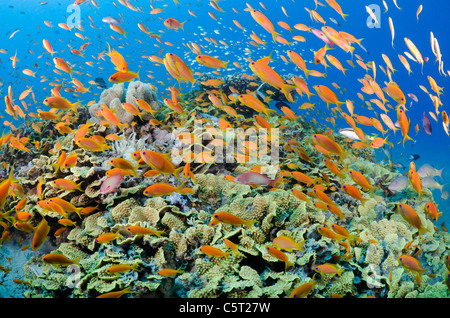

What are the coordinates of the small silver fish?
(338, 128, 360, 140)
(329, 17, 340, 26)
(417, 164, 444, 179)
(102, 16, 122, 25)
(421, 176, 445, 192)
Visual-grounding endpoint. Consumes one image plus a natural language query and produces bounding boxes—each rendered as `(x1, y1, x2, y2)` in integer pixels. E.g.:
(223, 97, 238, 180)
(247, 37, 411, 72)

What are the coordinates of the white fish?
(338, 128, 360, 140)
(417, 164, 444, 179)
(388, 176, 409, 192)
(421, 176, 446, 192)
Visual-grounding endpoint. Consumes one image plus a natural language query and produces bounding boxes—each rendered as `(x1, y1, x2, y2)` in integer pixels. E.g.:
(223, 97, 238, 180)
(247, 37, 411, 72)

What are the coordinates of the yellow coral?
(110, 198, 139, 223)
(161, 212, 187, 231)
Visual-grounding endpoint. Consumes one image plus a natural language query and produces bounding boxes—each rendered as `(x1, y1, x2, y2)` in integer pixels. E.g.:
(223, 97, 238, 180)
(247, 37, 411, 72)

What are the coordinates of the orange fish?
(195, 54, 228, 69)
(109, 158, 137, 176)
(313, 134, 349, 160)
(42, 39, 57, 56)
(313, 85, 344, 108)
(108, 70, 139, 83)
(250, 10, 280, 42)
(409, 170, 425, 200)
(96, 286, 134, 298)
(288, 280, 317, 298)
(96, 231, 123, 244)
(105, 264, 140, 275)
(397, 203, 429, 236)
(157, 267, 184, 277)
(314, 263, 344, 277)
(424, 201, 442, 222)
(137, 150, 183, 180)
(51, 179, 83, 192)
(342, 184, 370, 207)
(272, 235, 307, 252)
(126, 225, 165, 237)
(164, 18, 186, 30)
(223, 238, 240, 256)
(42, 253, 79, 266)
(265, 245, 295, 271)
(398, 255, 426, 285)
(31, 218, 50, 251)
(199, 245, 231, 259)
(348, 170, 377, 196)
(43, 96, 79, 112)
(317, 226, 345, 241)
(53, 57, 73, 77)
(210, 211, 257, 228)
(62, 153, 78, 169)
(143, 182, 193, 196)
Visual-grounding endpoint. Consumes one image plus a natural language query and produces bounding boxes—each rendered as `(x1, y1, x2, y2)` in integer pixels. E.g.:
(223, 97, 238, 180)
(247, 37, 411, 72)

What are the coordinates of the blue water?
(0, 1, 449, 222)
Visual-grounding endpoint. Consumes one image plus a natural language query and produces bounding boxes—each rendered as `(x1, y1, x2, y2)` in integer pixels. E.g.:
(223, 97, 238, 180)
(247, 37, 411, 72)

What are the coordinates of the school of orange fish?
(0, 0, 449, 298)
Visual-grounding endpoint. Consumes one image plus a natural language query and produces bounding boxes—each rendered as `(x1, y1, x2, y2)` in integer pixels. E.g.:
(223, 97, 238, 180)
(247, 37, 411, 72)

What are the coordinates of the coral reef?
(0, 76, 448, 300)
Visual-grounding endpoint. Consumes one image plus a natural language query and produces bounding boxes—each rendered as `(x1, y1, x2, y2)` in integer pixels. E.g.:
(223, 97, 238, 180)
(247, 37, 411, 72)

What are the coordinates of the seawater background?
(0, 0, 449, 226)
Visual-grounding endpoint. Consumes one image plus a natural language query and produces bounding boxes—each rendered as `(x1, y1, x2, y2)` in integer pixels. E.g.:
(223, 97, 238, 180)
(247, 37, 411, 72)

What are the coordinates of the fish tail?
(71, 101, 81, 114)
(295, 239, 308, 252)
(264, 108, 277, 118)
(438, 167, 445, 179)
(73, 255, 82, 265)
(244, 219, 258, 229)
(268, 176, 281, 188)
(280, 84, 296, 103)
(418, 224, 430, 237)
(74, 207, 84, 218)
(7, 165, 19, 184)
(285, 259, 295, 271)
(118, 122, 129, 131)
(402, 133, 414, 147)
(173, 166, 184, 182)
(360, 196, 370, 208)
(271, 31, 281, 43)
(76, 181, 84, 191)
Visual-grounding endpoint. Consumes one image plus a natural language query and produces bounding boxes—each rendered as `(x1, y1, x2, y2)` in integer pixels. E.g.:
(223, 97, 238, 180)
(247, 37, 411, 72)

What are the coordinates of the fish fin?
(360, 196, 370, 208)
(173, 166, 184, 182)
(268, 176, 281, 188)
(418, 226, 430, 236)
(295, 239, 308, 252)
(285, 259, 295, 271)
(281, 84, 296, 103)
(402, 134, 414, 147)
(76, 181, 84, 191)
(244, 219, 258, 229)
